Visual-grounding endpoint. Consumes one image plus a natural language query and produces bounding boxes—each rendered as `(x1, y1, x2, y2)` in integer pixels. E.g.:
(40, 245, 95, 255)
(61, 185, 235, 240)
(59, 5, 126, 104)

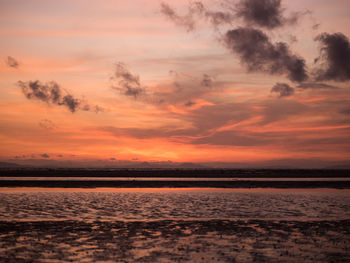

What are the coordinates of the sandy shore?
(0, 219, 349, 262)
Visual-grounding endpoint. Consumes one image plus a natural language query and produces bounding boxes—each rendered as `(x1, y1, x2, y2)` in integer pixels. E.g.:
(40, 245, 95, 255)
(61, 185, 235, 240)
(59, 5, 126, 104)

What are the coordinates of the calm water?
(1, 188, 349, 221)
(1, 177, 350, 181)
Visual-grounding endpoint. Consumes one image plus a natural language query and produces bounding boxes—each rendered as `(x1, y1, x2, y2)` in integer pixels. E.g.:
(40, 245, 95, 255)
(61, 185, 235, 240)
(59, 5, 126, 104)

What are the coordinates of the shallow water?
(0, 188, 349, 262)
(0, 188, 350, 221)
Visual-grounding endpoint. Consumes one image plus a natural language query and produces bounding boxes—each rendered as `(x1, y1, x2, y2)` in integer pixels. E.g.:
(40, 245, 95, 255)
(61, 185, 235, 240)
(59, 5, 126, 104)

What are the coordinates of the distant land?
(1, 158, 350, 170)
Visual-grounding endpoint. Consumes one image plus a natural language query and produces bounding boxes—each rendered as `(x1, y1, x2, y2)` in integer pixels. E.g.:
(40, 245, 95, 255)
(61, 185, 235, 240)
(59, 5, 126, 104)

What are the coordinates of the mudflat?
(1, 219, 349, 263)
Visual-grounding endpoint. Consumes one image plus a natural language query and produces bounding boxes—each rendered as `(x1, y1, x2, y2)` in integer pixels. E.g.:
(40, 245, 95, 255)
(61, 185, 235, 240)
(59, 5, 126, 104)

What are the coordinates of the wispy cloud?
(5, 56, 19, 68)
(160, 2, 197, 32)
(111, 62, 145, 98)
(39, 119, 57, 130)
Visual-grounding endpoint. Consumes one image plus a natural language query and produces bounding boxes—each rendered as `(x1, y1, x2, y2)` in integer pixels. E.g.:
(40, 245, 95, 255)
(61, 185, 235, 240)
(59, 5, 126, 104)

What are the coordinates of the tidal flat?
(1, 219, 350, 263)
(0, 188, 349, 262)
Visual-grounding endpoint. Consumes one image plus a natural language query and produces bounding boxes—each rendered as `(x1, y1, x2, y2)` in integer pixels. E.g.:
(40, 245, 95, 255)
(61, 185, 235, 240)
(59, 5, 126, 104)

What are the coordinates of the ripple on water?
(0, 189, 350, 221)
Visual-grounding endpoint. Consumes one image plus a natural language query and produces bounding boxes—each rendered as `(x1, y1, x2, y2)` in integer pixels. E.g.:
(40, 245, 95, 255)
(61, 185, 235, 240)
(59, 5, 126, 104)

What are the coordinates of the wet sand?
(1, 219, 349, 262)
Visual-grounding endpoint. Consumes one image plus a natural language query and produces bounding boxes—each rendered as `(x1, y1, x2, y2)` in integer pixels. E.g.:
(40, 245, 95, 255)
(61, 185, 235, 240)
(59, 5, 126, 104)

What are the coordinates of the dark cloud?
(18, 80, 80, 112)
(314, 32, 350, 81)
(57, 154, 63, 157)
(235, 0, 303, 29)
(110, 157, 116, 161)
(111, 62, 145, 98)
(40, 153, 50, 158)
(224, 27, 308, 82)
(236, 0, 284, 28)
(5, 56, 19, 68)
(271, 83, 294, 98)
(18, 80, 102, 113)
(39, 119, 56, 130)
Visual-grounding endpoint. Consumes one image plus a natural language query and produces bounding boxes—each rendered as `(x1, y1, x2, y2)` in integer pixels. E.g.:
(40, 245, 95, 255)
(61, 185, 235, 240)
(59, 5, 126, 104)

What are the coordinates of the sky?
(1, 0, 350, 168)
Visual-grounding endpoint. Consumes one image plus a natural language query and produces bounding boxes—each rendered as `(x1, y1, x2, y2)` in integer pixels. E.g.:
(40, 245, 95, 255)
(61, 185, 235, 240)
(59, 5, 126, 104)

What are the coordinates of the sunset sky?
(1, 0, 350, 168)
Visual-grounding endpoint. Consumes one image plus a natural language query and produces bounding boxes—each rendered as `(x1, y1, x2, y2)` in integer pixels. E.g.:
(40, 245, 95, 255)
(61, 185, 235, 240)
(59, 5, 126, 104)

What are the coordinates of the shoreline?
(1, 180, 350, 188)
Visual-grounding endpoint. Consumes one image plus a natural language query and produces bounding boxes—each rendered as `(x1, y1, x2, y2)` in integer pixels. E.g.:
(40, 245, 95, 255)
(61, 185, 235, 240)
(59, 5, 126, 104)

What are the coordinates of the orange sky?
(1, 0, 350, 168)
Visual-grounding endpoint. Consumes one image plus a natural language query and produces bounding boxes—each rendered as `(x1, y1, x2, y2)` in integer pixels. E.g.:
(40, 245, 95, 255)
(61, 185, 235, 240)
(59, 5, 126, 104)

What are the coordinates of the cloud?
(314, 32, 350, 81)
(224, 27, 308, 82)
(39, 119, 57, 130)
(100, 126, 192, 140)
(201, 74, 213, 87)
(260, 99, 308, 124)
(160, 1, 235, 30)
(184, 101, 196, 107)
(160, 0, 306, 30)
(40, 153, 50, 158)
(191, 1, 235, 27)
(203, 10, 235, 27)
(191, 130, 273, 146)
(111, 63, 216, 107)
(151, 73, 215, 106)
(111, 62, 145, 98)
(160, 2, 196, 31)
(271, 82, 337, 98)
(296, 82, 338, 90)
(271, 83, 294, 98)
(18, 80, 102, 113)
(235, 0, 301, 29)
(5, 56, 19, 68)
